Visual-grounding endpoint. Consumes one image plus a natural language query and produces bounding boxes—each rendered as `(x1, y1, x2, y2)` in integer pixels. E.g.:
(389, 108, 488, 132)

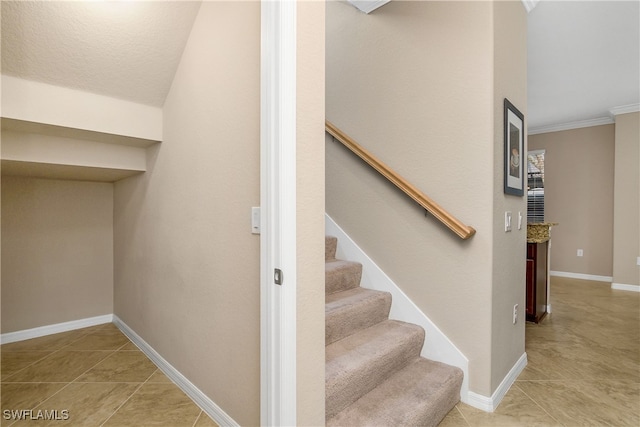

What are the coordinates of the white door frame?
(260, 1, 297, 426)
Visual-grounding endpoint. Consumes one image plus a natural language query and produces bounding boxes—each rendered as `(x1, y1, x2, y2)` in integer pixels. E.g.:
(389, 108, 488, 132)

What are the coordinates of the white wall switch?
(505, 211, 512, 232)
(577, 249, 583, 257)
(518, 211, 523, 230)
(637, 256, 640, 266)
(251, 207, 261, 234)
(513, 304, 518, 324)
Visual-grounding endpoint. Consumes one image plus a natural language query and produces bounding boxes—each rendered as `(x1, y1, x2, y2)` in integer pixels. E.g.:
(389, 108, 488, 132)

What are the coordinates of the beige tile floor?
(441, 277, 640, 427)
(1, 323, 219, 426)
(2, 277, 638, 426)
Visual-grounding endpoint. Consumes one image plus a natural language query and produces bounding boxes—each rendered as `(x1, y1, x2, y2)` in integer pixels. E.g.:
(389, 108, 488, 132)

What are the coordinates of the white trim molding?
(467, 353, 528, 412)
(260, 1, 298, 425)
(528, 117, 614, 135)
(550, 271, 613, 283)
(113, 316, 239, 427)
(609, 103, 640, 117)
(611, 283, 640, 293)
(0, 314, 113, 345)
(521, 0, 540, 13)
(325, 215, 471, 405)
(348, 0, 390, 14)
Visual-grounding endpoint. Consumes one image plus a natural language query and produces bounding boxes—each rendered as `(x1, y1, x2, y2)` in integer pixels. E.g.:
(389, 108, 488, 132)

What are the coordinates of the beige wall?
(1, 176, 114, 333)
(491, 0, 528, 392)
(613, 112, 640, 286)
(296, 1, 326, 425)
(1, 41, 3, 335)
(113, 2, 261, 425)
(326, 0, 526, 396)
(528, 125, 615, 277)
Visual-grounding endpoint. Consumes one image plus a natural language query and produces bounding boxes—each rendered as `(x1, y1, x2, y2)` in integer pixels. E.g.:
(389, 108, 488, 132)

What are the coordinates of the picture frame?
(504, 98, 525, 196)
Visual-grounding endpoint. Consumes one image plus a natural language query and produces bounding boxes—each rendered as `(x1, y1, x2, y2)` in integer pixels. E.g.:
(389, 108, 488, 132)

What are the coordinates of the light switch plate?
(518, 212, 523, 230)
(251, 207, 260, 234)
(505, 211, 512, 232)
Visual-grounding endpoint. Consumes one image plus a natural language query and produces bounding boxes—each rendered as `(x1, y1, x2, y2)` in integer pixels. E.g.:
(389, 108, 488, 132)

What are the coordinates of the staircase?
(325, 235, 463, 426)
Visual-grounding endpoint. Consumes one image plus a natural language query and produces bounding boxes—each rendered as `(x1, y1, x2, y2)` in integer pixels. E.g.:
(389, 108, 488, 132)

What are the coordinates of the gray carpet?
(325, 236, 463, 426)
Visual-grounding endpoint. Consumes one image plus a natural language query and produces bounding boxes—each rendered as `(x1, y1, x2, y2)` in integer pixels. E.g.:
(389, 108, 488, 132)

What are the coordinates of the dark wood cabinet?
(526, 241, 548, 323)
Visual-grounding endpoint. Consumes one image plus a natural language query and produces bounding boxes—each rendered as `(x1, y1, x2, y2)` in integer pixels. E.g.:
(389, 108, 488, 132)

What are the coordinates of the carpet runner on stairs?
(325, 235, 463, 426)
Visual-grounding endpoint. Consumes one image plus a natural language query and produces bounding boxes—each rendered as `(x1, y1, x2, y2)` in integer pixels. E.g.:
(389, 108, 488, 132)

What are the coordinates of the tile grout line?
(1, 351, 56, 383)
(98, 367, 160, 426)
(514, 382, 566, 426)
(0, 328, 95, 381)
(1, 325, 126, 426)
(453, 404, 471, 427)
(192, 410, 204, 427)
(19, 347, 121, 419)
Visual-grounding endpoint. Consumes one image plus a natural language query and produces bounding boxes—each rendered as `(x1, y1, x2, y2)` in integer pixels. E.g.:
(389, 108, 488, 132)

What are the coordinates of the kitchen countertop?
(527, 222, 558, 243)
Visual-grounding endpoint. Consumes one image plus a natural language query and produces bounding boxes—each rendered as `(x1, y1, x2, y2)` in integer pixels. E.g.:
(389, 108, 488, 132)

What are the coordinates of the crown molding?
(609, 103, 640, 117)
(528, 117, 614, 135)
(521, 0, 540, 13)
(348, 0, 391, 14)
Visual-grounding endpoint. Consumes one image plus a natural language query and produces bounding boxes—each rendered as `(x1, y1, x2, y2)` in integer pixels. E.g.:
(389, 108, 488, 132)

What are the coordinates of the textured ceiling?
(1, 0, 202, 107)
(2, 1, 638, 129)
(527, 1, 640, 131)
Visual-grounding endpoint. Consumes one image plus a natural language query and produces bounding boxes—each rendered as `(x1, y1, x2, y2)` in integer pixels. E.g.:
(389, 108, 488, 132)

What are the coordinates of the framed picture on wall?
(504, 98, 525, 196)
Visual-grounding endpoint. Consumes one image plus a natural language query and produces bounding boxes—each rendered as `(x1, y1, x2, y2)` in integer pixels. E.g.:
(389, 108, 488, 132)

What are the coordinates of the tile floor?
(2, 277, 638, 426)
(1, 323, 218, 426)
(441, 277, 640, 426)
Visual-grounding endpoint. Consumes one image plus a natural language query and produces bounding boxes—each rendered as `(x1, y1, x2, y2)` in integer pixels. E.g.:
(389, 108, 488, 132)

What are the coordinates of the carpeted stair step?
(326, 235, 338, 261)
(327, 358, 464, 427)
(326, 259, 363, 295)
(326, 319, 425, 419)
(326, 287, 392, 345)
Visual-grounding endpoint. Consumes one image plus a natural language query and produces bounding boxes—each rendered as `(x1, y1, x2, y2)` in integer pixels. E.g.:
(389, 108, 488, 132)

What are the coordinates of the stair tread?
(325, 235, 338, 261)
(325, 259, 363, 295)
(323, 236, 464, 426)
(325, 258, 360, 269)
(325, 287, 392, 345)
(325, 287, 390, 310)
(327, 358, 463, 427)
(326, 319, 423, 366)
(326, 320, 425, 418)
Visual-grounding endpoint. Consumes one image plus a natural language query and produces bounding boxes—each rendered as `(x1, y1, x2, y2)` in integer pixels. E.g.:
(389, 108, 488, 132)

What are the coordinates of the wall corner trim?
(113, 316, 240, 427)
(466, 352, 528, 412)
(611, 283, 640, 293)
(0, 314, 113, 344)
(609, 103, 640, 117)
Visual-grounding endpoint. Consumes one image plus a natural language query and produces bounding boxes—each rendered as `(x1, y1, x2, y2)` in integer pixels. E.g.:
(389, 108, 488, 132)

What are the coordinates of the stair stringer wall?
(326, 214, 470, 403)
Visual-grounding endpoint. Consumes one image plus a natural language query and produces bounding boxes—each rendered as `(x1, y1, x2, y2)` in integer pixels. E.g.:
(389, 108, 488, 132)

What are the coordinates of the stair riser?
(326, 293, 391, 345)
(325, 236, 337, 260)
(327, 359, 463, 427)
(325, 261, 362, 295)
(326, 326, 425, 419)
(323, 235, 463, 426)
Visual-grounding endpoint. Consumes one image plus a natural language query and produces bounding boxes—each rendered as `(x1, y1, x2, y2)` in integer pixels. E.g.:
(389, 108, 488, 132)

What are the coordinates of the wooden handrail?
(326, 120, 476, 240)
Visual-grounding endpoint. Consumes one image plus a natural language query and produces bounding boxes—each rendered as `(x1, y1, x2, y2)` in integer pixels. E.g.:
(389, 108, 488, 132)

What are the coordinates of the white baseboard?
(466, 352, 528, 412)
(550, 271, 613, 283)
(0, 314, 113, 345)
(113, 316, 239, 427)
(611, 283, 640, 293)
(325, 214, 471, 406)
